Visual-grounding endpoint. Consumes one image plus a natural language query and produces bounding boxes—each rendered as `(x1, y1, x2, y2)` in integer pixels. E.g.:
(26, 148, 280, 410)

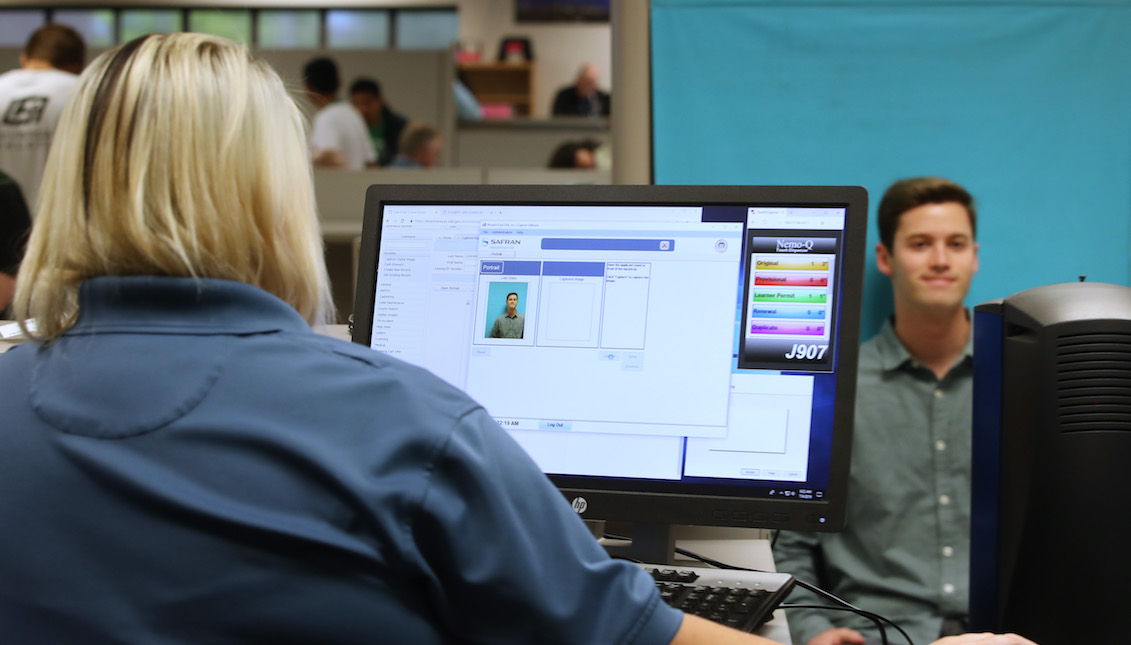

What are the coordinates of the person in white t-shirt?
(0, 23, 85, 207)
(302, 57, 375, 170)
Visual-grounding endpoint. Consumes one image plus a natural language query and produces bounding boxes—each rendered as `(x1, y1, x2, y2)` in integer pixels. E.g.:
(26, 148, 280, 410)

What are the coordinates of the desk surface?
(1, 320, 23, 353)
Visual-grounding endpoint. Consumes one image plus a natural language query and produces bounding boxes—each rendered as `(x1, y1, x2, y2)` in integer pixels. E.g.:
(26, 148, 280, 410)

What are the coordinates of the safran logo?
(571, 497, 588, 514)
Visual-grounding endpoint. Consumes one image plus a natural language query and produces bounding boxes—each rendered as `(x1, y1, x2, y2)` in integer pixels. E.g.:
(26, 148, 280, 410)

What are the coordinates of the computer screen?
(351, 185, 867, 561)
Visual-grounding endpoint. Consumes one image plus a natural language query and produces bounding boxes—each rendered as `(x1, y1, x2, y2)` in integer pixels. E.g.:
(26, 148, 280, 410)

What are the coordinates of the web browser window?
(368, 201, 850, 489)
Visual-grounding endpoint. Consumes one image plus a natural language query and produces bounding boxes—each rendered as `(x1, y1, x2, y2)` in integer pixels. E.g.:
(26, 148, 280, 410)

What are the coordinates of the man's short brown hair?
(24, 24, 85, 71)
(877, 176, 976, 251)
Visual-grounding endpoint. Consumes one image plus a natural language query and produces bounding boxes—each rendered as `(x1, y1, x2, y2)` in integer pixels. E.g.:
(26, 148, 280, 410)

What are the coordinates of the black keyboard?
(641, 564, 795, 633)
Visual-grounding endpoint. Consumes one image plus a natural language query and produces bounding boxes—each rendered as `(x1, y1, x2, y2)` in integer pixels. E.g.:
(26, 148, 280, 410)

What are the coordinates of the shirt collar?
(67, 276, 312, 337)
(873, 313, 974, 374)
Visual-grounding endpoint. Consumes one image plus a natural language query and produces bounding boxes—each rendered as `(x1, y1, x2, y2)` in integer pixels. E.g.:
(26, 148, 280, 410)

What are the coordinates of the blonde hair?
(14, 33, 332, 339)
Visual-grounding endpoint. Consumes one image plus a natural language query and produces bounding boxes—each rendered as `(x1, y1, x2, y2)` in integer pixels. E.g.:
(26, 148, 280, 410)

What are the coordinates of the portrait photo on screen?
(484, 281, 529, 340)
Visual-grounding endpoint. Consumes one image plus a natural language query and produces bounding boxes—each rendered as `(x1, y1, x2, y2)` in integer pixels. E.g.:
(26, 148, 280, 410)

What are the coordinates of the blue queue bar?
(540, 238, 675, 251)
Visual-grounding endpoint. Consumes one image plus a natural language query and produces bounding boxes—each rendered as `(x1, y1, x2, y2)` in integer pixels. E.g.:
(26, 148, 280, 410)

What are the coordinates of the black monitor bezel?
(352, 184, 867, 533)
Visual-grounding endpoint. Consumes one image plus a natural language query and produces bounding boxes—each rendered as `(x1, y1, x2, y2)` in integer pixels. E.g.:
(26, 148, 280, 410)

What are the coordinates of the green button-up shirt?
(490, 311, 525, 339)
(774, 318, 973, 645)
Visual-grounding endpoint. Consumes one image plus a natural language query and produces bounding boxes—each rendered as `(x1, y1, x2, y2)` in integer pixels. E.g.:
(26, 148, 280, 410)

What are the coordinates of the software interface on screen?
(368, 201, 849, 499)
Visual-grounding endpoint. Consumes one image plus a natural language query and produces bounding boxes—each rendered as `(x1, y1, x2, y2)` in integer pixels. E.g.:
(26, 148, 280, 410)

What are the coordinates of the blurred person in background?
(389, 121, 442, 169)
(548, 139, 599, 169)
(551, 63, 610, 117)
(303, 57, 374, 169)
(349, 77, 407, 166)
(0, 23, 85, 206)
(0, 169, 31, 316)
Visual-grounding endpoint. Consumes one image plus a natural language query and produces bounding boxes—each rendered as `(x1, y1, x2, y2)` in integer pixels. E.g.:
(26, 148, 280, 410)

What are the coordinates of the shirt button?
(936, 440, 947, 452)
(939, 494, 951, 506)
(934, 389, 944, 399)
(943, 583, 956, 595)
(942, 546, 954, 557)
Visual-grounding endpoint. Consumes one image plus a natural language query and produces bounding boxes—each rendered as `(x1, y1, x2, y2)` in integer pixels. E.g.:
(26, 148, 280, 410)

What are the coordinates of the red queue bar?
(754, 272, 828, 287)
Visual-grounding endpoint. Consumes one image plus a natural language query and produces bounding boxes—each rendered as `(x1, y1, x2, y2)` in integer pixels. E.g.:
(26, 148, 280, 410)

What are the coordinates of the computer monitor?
(971, 281, 1131, 643)
(351, 184, 867, 563)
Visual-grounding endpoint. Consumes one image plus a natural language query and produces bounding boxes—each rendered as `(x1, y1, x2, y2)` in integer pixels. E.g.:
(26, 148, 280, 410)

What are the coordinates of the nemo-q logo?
(571, 497, 588, 514)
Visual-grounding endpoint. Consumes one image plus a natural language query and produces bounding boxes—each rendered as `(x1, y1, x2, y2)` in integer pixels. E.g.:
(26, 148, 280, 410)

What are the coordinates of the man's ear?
(875, 241, 894, 277)
(972, 241, 980, 274)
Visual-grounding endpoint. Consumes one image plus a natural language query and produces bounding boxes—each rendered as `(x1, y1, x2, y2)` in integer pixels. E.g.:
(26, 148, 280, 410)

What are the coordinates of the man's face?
(876, 201, 978, 314)
(506, 294, 518, 312)
(574, 148, 595, 169)
(576, 67, 598, 98)
(350, 91, 382, 126)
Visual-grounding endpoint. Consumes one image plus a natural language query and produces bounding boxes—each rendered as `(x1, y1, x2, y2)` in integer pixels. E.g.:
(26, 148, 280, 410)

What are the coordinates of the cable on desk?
(780, 604, 915, 645)
(663, 541, 914, 645)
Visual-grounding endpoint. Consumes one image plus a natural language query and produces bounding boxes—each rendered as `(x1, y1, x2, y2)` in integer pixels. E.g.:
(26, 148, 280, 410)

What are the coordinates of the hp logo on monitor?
(570, 497, 588, 514)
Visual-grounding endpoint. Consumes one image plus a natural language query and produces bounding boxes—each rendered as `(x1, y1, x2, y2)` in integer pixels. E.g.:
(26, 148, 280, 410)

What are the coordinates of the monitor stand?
(586, 520, 678, 565)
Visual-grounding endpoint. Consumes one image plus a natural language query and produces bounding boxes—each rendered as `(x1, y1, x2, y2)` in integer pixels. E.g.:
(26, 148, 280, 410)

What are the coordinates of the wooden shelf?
(459, 62, 535, 116)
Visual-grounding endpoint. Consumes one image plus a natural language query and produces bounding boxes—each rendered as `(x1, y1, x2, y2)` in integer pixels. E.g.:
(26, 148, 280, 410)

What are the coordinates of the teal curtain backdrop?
(652, 0, 1131, 337)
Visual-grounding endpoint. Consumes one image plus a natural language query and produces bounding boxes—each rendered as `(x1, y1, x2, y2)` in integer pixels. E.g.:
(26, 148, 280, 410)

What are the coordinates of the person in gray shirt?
(774, 177, 982, 645)
(490, 291, 525, 339)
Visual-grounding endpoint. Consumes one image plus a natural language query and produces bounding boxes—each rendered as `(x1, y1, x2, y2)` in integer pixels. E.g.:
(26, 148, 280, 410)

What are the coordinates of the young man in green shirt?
(349, 77, 407, 167)
(774, 177, 982, 645)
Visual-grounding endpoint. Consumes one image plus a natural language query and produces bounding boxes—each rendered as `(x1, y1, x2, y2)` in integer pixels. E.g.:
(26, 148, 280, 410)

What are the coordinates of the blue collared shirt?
(0, 276, 680, 644)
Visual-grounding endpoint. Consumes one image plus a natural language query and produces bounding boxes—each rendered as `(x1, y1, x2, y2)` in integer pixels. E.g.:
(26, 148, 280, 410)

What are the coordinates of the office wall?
(651, 0, 1131, 337)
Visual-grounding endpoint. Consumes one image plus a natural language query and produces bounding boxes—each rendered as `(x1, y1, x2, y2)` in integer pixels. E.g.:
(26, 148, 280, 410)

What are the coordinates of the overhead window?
(189, 9, 251, 44)
(326, 9, 390, 49)
(395, 9, 459, 50)
(120, 9, 183, 42)
(258, 9, 321, 49)
(53, 9, 115, 48)
(0, 10, 45, 47)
